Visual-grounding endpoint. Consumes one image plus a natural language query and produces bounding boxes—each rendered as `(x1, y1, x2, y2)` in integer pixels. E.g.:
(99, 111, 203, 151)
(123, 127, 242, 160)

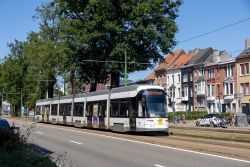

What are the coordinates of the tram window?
(86, 102, 93, 116)
(36, 106, 41, 115)
(128, 97, 137, 117)
(120, 99, 128, 117)
(51, 104, 58, 116)
(59, 103, 71, 116)
(99, 101, 107, 117)
(74, 103, 84, 116)
(111, 100, 119, 117)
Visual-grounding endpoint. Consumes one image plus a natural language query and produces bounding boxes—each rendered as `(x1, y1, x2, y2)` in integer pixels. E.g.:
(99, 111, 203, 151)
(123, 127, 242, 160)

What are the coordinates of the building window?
(246, 83, 249, 95)
(173, 88, 175, 98)
(211, 84, 215, 96)
(208, 68, 214, 79)
(178, 88, 181, 98)
(230, 83, 233, 95)
(178, 74, 180, 83)
(201, 68, 204, 75)
(190, 74, 193, 81)
(246, 63, 249, 75)
(207, 85, 210, 96)
(240, 83, 244, 94)
(183, 74, 188, 82)
(190, 87, 193, 97)
(240, 64, 245, 75)
(226, 65, 233, 77)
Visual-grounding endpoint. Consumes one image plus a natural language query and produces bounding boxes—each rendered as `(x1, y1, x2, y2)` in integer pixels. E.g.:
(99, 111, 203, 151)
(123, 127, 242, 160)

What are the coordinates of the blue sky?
(1, 0, 250, 81)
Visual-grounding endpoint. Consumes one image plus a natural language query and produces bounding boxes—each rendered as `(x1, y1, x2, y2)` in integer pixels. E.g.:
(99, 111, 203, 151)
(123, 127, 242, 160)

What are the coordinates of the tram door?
(44, 105, 50, 122)
(86, 102, 93, 127)
(92, 104, 99, 128)
(129, 98, 137, 130)
(98, 101, 106, 129)
(41, 106, 45, 122)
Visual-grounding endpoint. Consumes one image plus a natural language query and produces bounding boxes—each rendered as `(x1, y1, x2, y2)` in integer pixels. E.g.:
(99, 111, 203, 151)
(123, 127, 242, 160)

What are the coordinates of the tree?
(52, 0, 182, 89)
(31, 3, 65, 98)
(0, 40, 34, 116)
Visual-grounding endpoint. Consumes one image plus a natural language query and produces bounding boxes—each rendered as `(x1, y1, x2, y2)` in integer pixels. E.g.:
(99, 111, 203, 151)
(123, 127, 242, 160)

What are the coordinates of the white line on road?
(70, 140, 82, 145)
(36, 131, 43, 134)
(154, 164, 166, 167)
(36, 124, 250, 164)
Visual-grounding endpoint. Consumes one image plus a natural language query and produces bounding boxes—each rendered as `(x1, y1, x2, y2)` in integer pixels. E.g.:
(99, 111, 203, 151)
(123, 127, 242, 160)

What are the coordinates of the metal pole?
(125, 50, 128, 87)
(1, 90, 3, 115)
(21, 90, 23, 117)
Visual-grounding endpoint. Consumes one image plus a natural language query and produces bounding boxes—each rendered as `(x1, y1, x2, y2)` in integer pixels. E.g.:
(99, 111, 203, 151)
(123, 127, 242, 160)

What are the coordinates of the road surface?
(19, 122, 250, 167)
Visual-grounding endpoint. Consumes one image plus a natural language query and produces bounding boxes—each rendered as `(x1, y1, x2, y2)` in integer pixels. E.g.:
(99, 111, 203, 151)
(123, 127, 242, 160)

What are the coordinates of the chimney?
(245, 39, 250, 49)
(213, 50, 220, 63)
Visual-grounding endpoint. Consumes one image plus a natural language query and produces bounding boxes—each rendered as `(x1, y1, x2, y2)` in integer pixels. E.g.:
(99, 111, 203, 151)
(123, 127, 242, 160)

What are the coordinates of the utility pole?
(125, 50, 128, 87)
(20, 90, 23, 117)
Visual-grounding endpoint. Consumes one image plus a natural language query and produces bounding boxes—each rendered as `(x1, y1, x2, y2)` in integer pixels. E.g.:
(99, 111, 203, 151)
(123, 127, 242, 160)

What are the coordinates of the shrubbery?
(168, 111, 208, 122)
(167, 111, 229, 123)
(0, 123, 57, 167)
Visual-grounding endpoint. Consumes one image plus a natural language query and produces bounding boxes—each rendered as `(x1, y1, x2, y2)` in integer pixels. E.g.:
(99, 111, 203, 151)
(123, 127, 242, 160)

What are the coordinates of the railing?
(168, 114, 250, 128)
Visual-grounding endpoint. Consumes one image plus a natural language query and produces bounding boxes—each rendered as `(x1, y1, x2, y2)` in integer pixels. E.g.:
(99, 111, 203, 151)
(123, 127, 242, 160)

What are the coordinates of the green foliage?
(168, 111, 208, 121)
(52, 0, 182, 86)
(0, 145, 57, 167)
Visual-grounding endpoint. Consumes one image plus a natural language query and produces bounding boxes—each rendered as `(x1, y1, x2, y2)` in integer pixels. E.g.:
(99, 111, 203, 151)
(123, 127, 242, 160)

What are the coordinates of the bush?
(0, 123, 58, 167)
(0, 147, 57, 167)
(0, 124, 33, 150)
(168, 111, 208, 122)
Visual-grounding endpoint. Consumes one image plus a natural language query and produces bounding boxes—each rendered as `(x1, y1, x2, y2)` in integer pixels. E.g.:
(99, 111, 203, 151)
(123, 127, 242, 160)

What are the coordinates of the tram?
(35, 85, 168, 132)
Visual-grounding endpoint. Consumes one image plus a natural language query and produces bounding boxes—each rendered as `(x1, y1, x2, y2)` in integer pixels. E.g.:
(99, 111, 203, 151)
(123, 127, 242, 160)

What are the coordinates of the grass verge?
(170, 128, 250, 142)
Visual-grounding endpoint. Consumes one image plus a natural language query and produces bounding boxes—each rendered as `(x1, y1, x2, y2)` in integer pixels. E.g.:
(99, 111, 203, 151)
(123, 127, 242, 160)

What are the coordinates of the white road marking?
(33, 124, 250, 164)
(154, 164, 165, 167)
(36, 131, 43, 134)
(70, 140, 82, 145)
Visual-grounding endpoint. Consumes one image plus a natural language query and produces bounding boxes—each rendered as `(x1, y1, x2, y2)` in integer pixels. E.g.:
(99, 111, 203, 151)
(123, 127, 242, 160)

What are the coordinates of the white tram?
(35, 85, 168, 132)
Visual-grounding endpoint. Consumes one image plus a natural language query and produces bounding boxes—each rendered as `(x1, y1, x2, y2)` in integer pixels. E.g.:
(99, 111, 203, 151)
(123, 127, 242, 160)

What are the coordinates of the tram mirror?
(142, 97, 146, 103)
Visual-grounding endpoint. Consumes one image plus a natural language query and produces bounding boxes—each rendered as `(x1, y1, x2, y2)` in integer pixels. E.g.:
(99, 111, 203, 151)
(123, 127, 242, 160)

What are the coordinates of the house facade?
(236, 39, 250, 114)
(204, 50, 238, 113)
(190, 48, 213, 111)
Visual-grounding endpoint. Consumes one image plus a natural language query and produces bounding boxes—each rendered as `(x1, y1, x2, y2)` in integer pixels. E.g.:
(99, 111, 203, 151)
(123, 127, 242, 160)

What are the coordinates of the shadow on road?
(29, 143, 54, 157)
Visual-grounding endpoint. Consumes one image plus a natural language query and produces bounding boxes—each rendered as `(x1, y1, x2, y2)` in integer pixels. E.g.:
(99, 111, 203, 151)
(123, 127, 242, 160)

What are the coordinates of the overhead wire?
(178, 17, 250, 44)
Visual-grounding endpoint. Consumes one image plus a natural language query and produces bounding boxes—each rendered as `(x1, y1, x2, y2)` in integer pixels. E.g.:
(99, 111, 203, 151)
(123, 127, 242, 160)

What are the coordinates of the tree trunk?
(48, 74, 56, 98)
(70, 71, 77, 95)
(90, 82, 97, 92)
(111, 72, 120, 88)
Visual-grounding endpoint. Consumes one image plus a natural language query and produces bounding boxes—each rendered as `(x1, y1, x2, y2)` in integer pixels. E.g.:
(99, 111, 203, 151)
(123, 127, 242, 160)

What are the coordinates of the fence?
(168, 113, 250, 128)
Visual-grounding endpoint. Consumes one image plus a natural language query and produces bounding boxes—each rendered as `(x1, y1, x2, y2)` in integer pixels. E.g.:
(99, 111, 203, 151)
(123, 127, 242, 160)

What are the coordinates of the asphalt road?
(17, 122, 250, 167)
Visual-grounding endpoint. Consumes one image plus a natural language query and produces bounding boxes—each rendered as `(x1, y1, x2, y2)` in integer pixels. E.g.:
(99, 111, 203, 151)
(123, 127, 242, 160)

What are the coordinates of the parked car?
(0, 119, 11, 129)
(0, 119, 19, 132)
(196, 114, 227, 128)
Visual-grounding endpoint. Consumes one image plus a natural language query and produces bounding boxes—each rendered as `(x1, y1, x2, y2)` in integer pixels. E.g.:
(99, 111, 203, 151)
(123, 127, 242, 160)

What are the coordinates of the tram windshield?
(142, 89, 166, 118)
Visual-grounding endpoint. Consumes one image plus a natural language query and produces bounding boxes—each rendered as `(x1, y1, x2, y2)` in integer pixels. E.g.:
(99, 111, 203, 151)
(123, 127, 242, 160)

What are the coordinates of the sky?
(0, 0, 250, 81)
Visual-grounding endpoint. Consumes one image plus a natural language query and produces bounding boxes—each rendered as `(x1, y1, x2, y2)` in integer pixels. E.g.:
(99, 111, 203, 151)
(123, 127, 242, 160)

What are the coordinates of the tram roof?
(110, 85, 163, 93)
(36, 85, 163, 103)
